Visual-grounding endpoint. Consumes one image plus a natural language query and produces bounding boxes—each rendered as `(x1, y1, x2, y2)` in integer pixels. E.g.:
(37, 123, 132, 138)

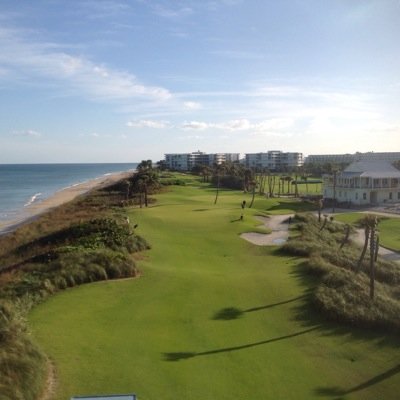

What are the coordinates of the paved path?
(240, 214, 293, 246)
(320, 208, 400, 263)
(352, 228, 400, 263)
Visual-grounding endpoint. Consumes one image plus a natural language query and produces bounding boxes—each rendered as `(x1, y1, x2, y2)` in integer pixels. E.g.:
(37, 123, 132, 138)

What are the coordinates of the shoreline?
(0, 170, 132, 236)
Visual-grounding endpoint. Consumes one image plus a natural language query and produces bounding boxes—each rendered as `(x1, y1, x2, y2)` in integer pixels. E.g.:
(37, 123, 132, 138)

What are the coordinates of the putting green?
(29, 184, 400, 399)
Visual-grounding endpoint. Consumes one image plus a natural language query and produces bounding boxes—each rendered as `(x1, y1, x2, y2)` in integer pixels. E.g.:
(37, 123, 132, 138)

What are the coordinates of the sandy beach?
(0, 170, 132, 236)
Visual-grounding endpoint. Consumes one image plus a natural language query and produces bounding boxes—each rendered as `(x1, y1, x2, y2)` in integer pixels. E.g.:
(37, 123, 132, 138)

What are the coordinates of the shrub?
(0, 300, 46, 400)
(284, 212, 400, 332)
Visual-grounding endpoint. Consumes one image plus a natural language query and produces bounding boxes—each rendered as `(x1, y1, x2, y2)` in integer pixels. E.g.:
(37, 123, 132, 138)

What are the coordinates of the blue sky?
(0, 0, 399, 163)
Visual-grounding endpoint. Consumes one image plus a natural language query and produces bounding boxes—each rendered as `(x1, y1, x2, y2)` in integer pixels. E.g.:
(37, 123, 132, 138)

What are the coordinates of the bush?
(283, 212, 400, 332)
(0, 300, 46, 400)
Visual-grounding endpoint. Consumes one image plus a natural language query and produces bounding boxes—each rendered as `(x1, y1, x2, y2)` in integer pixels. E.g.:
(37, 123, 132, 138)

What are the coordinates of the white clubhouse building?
(323, 161, 400, 206)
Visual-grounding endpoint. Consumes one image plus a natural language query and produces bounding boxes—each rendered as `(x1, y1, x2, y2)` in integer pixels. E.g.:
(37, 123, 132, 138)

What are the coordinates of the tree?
(213, 163, 226, 205)
(248, 179, 257, 208)
(302, 174, 309, 194)
(243, 168, 253, 193)
(356, 215, 380, 299)
(123, 179, 131, 201)
(267, 173, 277, 197)
(131, 166, 159, 208)
(317, 198, 324, 223)
(201, 165, 212, 183)
(332, 169, 338, 213)
(282, 176, 292, 195)
(137, 159, 153, 172)
(368, 216, 379, 300)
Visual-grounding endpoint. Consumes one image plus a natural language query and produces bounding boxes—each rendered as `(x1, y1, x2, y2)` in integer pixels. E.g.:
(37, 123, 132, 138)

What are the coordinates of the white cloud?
(179, 134, 205, 140)
(0, 27, 172, 102)
(183, 101, 202, 110)
(126, 119, 170, 128)
(12, 129, 42, 137)
(181, 121, 211, 130)
(180, 117, 294, 134)
(254, 118, 294, 132)
(217, 118, 252, 131)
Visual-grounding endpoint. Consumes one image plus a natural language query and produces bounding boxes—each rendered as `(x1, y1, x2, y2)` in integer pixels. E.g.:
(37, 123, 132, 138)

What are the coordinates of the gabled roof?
(342, 161, 400, 178)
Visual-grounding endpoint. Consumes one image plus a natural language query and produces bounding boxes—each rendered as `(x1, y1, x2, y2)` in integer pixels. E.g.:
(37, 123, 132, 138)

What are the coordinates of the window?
(389, 192, 393, 200)
(398, 192, 400, 200)
(363, 193, 367, 200)
(355, 192, 358, 200)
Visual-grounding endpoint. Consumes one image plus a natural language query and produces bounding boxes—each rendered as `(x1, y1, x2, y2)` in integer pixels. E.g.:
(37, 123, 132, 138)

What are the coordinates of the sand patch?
(240, 215, 293, 246)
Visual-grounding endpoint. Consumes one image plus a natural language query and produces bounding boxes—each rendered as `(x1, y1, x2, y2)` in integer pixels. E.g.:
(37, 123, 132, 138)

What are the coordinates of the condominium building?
(245, 151, 304, 171)
(164, 151, 240, 171)
(306, 152, 400, 165)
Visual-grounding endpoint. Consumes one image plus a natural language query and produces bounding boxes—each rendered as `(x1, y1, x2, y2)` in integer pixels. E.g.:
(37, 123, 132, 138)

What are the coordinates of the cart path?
(352, 228, 400, 263)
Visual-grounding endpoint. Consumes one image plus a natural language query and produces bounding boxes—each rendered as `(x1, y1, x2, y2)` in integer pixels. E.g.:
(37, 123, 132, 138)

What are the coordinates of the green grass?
(335, 212, 400, 252)
(29, 183, 400, 400)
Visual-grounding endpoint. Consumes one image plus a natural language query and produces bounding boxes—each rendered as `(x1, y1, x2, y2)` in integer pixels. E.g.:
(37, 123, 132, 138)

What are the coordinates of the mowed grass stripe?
(29, 184, 400, 399)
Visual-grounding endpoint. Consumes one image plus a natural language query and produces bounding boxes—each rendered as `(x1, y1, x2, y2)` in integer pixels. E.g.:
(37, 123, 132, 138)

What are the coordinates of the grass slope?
(29, 183, 400, 400)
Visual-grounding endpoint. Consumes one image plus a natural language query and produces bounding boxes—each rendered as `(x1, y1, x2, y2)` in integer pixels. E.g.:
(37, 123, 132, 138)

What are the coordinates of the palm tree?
(284, 176, 293, 195)
(213, 163, 226, 205)
(132, 167, 159, 208)
(137, 159, 153, 172)
(243, 168, 253, 193)
(317, 198, 323, 223)
(368, 216, 379, 300)
(267, 173, 276, 197)
(302, 174, 309, 194)
(123, 179, 131, 201)
(248, 179, 257, 208)
(356, 215, 379, 299)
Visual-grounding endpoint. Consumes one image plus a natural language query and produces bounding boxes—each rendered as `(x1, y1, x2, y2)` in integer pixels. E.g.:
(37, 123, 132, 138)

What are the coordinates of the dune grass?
(29, 181, 400, 400)
(335, 212, 400, 251)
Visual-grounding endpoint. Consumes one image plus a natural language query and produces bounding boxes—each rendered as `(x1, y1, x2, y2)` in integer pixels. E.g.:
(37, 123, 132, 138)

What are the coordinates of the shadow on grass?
(163, 326, 319, 362)
(212, 295, 308, 321)
(314, 363, 400, 398)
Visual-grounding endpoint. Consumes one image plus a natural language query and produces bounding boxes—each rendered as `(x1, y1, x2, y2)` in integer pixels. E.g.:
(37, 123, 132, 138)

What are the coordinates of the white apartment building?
(306, 152, 400, 165)
(165, 152, 240, 171)
(245, 151, 304, 171)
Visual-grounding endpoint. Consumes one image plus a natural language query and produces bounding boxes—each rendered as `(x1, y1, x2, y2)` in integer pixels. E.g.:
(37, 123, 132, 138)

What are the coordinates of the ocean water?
(0, 163, 137, 223)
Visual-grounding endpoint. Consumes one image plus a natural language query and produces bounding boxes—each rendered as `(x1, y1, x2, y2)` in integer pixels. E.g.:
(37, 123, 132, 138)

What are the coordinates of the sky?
(0, 0, 399, 163)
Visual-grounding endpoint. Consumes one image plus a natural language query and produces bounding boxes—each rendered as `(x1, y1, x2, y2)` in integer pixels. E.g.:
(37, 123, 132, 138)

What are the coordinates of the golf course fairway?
(29, 183, 400, 399)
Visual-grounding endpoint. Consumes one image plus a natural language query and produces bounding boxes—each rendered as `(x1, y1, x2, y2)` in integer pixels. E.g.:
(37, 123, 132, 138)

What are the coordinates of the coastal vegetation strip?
(27, 174, 400, 399)
(0, 166, 157, 400)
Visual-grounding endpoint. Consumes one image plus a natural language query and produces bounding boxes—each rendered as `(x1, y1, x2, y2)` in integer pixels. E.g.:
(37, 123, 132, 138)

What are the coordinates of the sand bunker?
(240, 214, 293, 246)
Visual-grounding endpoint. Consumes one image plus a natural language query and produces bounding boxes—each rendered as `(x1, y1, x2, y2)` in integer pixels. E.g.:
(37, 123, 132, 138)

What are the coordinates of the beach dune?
(0, 171, 132, 236)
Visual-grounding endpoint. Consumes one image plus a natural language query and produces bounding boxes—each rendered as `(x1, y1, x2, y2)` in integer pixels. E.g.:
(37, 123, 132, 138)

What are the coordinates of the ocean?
(0, 163, 137, 224)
